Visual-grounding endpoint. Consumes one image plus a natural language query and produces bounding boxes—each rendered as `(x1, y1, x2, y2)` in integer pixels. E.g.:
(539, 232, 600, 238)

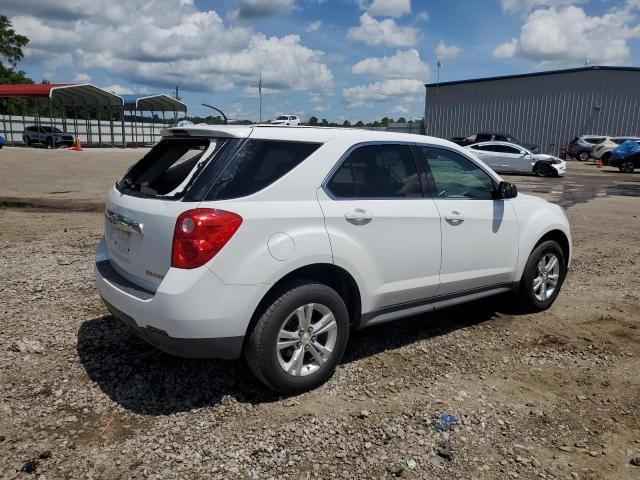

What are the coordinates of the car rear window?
(205, 140, 321, 200)
(117, 137, 219, 198)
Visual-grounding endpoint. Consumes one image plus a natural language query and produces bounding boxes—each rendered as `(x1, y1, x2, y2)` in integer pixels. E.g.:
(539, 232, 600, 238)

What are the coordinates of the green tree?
(397, 117, 407, 123)
(0, 15, 28, 68)
(342, 120, 351, 127)
(0, 15, 34, 115)
(320, 118, 328, 126)
(308, 116, 318, 126)
(355, 120, 364, 128)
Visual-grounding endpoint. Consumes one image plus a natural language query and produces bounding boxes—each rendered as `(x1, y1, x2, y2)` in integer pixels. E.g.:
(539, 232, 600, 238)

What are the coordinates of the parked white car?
(95, 126, 571, 393)
(466, 141, 566, 177)
(271, 115, 300, 126)
(591, 136, 640, 164)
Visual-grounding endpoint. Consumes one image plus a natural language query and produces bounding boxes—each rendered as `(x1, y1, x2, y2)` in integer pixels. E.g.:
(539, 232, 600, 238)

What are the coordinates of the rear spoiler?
(160, 126, 253, 138)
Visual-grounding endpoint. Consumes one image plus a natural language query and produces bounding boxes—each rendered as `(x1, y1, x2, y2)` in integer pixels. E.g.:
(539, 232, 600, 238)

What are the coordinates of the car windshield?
(275, 116, 288, 120)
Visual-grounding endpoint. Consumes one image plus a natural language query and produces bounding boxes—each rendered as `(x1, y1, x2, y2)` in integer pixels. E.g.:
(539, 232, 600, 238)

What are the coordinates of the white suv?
(95, 126, 571, 393)
(271, 115, 300, 126)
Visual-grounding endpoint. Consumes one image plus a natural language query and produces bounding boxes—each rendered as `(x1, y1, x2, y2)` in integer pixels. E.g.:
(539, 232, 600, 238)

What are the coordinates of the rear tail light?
(171, 208, 242, 269)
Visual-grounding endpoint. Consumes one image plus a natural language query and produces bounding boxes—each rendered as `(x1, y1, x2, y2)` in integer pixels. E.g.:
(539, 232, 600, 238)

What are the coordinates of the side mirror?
(496, 181, 518, 199)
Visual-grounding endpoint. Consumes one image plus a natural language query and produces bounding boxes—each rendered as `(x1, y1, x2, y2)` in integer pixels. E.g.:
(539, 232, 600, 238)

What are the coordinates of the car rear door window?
(118, 137, 216, 198)
(206, 140, 321, 200)
(326, 144, 421, 198)
(416, 147, 495, 200)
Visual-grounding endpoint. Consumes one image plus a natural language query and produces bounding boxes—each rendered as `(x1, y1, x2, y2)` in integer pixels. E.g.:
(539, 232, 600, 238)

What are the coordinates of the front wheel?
(578, 151, 589, 162)
(533, 162, 555, 177)
(619, 161, 635, 173)
(244, 281, 349, 394)
(517, 240, 566, 312)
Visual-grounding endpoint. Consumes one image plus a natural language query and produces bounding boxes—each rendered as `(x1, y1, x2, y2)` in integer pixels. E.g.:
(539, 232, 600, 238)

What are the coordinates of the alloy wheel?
(276, 303, 337, 377)
(533, 253, 560, 302)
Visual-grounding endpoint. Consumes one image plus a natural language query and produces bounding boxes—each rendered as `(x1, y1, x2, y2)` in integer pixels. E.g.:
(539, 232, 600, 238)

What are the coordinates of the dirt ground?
(0, 148, 639, 480)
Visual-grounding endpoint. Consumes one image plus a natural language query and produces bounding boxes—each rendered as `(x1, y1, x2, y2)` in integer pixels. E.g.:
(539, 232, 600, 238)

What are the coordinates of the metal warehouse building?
(424, 66, 640, 155)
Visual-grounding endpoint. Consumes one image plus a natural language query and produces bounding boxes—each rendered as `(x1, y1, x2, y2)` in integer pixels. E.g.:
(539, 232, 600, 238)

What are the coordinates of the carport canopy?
(121, 94, 187, 113)
(0, 83, 123, 108)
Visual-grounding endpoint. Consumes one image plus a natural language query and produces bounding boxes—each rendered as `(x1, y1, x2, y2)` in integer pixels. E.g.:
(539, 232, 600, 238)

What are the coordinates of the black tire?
(619, 161, 635, 173)
(46, 137, 54, 149)
(517, 240, 566, 312)
(578, 151, 589, 162)
(533, 161, 555, 177)
(244, 280, 350, 394)
(23, 136, 30, 147)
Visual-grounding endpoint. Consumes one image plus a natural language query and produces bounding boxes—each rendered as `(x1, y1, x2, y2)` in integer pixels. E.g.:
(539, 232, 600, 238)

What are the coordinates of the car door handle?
(344, 209, 372, 226)
(444, 211, 465, 225)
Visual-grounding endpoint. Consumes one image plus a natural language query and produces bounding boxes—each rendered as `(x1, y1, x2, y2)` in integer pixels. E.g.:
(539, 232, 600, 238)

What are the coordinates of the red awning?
(0, 83, 123, 107)
(0, 84, 71, 97)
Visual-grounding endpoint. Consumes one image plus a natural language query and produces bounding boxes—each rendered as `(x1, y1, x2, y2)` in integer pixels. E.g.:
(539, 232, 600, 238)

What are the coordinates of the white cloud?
(492, 6, 640, 66)
(434, 41, 462, 61)
(313, 105, 329, 112)
(9, 0, 333, 94)
(493, 38, 518, 59)
(100, 84, 134, 94)
(364, 0, 411, 18)
(347, 13, 418, 47)
(73, 73, 91, 83)
(342, 79, 424, 107)
(307, 20, 322, 32)
(236, 0, 293, 18)
(352, 49, 430, 80)
(417, 11, 429, 21)
(499, 0, 587, 13)
(392, 105, 410, 114)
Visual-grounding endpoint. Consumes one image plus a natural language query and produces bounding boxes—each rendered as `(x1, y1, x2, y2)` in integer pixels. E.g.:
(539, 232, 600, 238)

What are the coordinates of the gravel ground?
(0, 154, 639, 479)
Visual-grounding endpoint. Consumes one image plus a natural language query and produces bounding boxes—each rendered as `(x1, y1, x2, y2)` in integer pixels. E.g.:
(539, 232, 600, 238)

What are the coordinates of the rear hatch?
(104, 135, 236, 291)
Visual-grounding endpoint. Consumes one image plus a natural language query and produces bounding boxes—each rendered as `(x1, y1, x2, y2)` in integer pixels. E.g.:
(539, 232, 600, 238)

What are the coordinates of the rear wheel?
(517, 240, 566, 312)
(244, 280, 349, 394)
(578, 151, 589, 162)
(619, 161, 635, 173)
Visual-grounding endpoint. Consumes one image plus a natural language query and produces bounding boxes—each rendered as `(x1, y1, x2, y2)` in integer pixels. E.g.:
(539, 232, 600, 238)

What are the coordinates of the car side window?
(416, 147, 496, 200)
(326, 144, 422, 198)
(502, 145, 522, 154)
(476, 134, 491, 142)
(494, 135, 508, 142)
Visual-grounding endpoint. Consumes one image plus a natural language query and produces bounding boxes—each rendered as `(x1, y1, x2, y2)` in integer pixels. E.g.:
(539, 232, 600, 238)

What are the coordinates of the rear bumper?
(102, 299, 243, 359)
(94, 237, 269, 359)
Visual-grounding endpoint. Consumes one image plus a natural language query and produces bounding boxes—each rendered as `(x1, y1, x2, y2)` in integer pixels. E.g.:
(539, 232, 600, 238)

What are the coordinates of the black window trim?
(322, 141, 426, 200)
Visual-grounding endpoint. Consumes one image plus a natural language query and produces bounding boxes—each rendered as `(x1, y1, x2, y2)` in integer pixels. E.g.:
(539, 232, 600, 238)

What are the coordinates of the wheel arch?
(245, 263, 362, 340)
(534, 229, 570, 268)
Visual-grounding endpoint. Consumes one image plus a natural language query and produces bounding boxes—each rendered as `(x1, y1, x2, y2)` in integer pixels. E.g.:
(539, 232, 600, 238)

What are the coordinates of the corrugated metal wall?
(424, 68, 640, 155)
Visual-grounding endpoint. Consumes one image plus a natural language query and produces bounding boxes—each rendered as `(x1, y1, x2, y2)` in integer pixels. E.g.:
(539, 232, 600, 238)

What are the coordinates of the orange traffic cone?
(596, 158, 602, 168)
(73, 138, 82, 151)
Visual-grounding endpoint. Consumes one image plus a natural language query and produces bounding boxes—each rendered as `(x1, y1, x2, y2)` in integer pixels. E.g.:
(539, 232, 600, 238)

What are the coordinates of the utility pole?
(258, 73, 263, 123)
(175, 84, 181, 102)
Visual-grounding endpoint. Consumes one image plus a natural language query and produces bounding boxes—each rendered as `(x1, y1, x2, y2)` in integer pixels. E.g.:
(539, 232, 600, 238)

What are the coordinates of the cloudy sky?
(3, 0, 640, 121)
